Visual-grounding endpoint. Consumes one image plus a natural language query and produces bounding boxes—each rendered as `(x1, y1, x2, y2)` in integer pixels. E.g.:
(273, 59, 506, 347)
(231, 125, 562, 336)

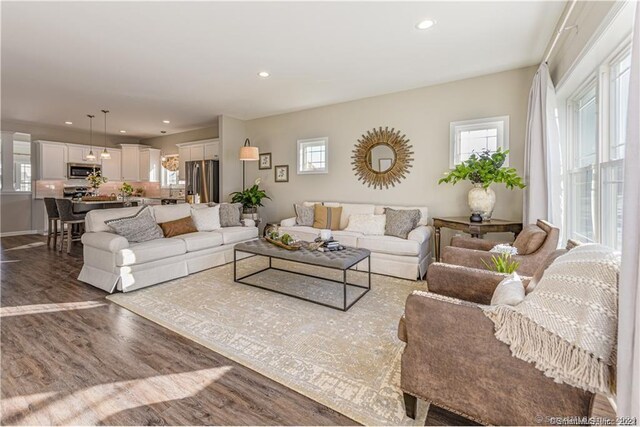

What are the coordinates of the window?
(566, 48, 631, 251)
(12, 137, 31, 192)
(160, 155, 180, 188)
(297, 137, 328, 174)
(449, 116, 509, 168)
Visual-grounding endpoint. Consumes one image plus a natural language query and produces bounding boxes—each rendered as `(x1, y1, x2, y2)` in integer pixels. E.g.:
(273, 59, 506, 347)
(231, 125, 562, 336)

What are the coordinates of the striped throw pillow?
(312, 204, 342, 230)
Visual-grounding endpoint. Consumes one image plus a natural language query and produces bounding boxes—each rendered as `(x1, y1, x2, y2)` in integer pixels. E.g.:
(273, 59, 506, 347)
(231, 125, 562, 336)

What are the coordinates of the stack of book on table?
(318, 240, 345, 252)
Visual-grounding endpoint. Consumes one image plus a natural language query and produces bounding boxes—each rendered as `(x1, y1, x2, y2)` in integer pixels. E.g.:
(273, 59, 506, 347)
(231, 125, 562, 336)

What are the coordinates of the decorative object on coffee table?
(274, 165, 289, 182)
(351, 126, 413, 189)
(259, 152, 272, 169)
(433, 216, 523, 262)
(438, 148, 525, 220)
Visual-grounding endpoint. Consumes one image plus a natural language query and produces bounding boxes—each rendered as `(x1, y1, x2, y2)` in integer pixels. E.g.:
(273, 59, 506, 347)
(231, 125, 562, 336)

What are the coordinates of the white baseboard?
(0, 230, 39, 237)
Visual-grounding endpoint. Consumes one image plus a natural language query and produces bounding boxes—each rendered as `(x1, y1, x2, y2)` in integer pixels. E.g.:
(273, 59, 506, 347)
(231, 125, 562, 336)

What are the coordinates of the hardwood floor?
(1, 235, 616, 426)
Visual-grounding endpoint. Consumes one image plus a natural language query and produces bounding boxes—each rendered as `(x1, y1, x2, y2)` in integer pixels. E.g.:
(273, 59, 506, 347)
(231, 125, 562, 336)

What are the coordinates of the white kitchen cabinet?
(189, 145, 204, 161)
(36, 141, 67, 180)
(178, 146, 190, 181)
(139, 148, 161, 183)
(204, 141, 219, 160)
(120, 144, 141, 181)
(67, 144, 98, 164)
(100, 149, 121, 182)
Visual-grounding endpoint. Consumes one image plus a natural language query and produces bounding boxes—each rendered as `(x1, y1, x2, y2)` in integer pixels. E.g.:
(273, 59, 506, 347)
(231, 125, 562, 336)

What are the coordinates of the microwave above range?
(67, 163, 101, 179)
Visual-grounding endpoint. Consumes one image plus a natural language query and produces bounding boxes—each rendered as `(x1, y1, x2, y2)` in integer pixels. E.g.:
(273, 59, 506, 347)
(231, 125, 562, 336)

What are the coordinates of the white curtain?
(523, 63, 562, 227)
(618, 2, 640, 418)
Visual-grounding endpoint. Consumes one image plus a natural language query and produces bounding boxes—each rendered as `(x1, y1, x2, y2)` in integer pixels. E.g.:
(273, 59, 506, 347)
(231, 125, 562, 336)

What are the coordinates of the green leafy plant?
(230, 179, 271, 210)
(119, 182, 134, 197)
(482, 253, 520, 274)
(438, 148, 526, 189)
(86, 170, 107, 189)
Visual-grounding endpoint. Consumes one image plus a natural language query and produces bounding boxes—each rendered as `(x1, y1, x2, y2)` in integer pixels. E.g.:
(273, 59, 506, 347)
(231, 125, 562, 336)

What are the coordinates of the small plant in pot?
(230, 178, 271, 219)
(86, 170, 107, 194)
(438, 148, 525, 220)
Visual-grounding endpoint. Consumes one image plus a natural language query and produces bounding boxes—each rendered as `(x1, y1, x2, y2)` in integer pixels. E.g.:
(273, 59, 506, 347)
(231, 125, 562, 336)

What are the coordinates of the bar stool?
(43, 198, 61, 249)
(55, 199, 86, 253)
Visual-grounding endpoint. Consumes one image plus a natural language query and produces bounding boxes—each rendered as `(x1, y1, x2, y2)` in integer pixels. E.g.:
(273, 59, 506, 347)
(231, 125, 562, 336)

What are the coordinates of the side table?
(433, 216, 523, 262)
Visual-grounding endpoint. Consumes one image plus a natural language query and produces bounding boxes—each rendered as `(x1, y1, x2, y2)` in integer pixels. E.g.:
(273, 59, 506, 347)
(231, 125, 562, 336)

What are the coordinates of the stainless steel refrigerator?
(184, 160, 220, 203)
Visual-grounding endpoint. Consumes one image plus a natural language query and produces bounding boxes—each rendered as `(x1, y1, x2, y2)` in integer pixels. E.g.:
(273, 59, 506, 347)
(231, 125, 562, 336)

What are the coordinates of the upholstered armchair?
(398, 246, 593, 425)
(440, 219, 559, 276)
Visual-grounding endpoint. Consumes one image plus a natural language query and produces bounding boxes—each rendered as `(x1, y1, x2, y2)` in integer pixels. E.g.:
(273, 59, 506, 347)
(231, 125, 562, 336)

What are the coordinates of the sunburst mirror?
(351, 127, 414, 189)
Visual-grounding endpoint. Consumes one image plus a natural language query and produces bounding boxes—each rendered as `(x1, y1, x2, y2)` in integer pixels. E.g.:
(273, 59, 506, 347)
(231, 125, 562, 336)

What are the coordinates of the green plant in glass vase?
(230, 178, 271, 216)
(438, 148, 525, 220)
(86, 170, 107, 194)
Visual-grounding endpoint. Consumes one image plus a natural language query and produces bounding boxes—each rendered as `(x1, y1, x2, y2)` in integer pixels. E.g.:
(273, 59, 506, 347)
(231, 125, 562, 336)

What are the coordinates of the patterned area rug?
(107, 256, 429, 425)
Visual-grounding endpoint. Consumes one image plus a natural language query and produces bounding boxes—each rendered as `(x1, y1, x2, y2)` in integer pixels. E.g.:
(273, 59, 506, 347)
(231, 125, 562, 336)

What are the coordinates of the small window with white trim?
(297, 137, 328, 174)
(449, 116, 509, 168)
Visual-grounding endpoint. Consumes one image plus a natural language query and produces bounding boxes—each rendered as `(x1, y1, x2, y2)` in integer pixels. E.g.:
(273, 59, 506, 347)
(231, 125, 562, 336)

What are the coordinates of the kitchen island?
(72, 200, 138, 214)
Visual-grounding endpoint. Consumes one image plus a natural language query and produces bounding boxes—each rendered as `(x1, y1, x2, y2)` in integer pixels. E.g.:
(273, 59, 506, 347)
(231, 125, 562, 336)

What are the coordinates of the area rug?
(107, 256, 429, 425)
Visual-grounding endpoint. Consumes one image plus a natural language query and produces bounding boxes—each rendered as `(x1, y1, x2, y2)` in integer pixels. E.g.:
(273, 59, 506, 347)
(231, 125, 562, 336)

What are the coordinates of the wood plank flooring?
(1, 235, 616, 426)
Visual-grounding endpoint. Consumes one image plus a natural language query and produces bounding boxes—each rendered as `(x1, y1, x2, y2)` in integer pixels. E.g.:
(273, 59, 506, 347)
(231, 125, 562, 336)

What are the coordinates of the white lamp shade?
(239, 146, 259, 161)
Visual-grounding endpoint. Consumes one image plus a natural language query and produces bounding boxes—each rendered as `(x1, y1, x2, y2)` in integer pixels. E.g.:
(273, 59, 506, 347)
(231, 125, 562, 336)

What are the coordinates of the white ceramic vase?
(468, 183, 496, 220)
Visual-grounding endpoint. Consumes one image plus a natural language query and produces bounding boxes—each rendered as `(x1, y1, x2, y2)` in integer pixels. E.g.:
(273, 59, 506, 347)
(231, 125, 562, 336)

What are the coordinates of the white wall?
(245, 66, 537, 236)
(218, 115, 246, 202)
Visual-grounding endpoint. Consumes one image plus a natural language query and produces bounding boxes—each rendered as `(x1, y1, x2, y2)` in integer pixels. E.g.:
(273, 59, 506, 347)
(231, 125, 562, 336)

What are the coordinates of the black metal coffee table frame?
(233, 248, 371, 311)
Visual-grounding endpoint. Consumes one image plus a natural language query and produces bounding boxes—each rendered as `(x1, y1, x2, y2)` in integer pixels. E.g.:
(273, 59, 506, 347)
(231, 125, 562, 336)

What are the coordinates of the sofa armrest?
(81, 231, 129, 252)
(426, 262, 509, 304)
(441, 246, 539, 276)
(450, 235, 500, 251)
(241, 219, 256, 227)
(408, 225, 432, 244)
(280, 217, 296, 227)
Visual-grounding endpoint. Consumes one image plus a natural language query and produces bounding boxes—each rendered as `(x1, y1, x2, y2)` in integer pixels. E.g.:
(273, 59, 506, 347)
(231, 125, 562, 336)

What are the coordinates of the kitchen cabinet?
(204, 141, 219, 160)
(178, 146, 190, 181)
(176, 139, 219, 181)
(67, 144, 99, 164)
(189, 145, 205, 161)
(120, 144, 141, 181)
(100, 149, 121, 182)
(35, 140, 67, 180)
(139, 148, 161, 183)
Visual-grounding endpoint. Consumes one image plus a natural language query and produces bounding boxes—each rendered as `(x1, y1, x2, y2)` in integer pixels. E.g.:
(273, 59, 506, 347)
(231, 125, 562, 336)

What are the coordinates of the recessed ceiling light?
(65, 121, 73, 125)
(119, 130, 127, 133)
(162, 120, 170, 124)
(415, 19, 435, 30)
(258, 71, 270, 78)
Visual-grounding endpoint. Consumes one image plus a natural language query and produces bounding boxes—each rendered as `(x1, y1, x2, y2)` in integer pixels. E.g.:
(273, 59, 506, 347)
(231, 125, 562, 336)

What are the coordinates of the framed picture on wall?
(259, 153, 272, 169)
(274, 165, 289, 182)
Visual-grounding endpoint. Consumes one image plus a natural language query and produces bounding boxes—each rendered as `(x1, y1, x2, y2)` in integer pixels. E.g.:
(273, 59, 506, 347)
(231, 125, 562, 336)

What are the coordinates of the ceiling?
(1, 1, 565, 139)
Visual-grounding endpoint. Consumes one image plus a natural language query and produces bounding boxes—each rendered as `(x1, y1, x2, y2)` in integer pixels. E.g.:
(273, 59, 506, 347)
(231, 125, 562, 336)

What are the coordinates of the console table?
(433, 217, 523, 262)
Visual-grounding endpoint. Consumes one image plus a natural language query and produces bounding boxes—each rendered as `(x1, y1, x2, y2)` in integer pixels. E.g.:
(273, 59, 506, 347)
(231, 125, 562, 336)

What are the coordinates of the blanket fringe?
(483, 306, 615, 396)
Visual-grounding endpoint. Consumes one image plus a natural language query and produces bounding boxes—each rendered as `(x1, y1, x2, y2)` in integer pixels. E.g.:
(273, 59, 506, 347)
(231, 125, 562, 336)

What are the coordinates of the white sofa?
(279, 202, 432, 280)
(78, 203, 258, 293)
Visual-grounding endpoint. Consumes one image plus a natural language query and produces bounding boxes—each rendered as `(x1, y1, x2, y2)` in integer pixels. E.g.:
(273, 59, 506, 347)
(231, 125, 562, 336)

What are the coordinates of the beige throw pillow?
(312, 204, 342, 230)
(491, 272, 525, 306)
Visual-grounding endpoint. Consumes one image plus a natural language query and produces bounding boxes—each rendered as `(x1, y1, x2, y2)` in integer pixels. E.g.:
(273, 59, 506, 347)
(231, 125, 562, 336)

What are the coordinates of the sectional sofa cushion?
(160, 216, 198, 238)
(294, 204, 314, 226)
(215, 226, 259, 245)
(331, 230, 364, 247)
(191, 205, 221, 231)
(152, 203, 192, 224)
(116, 238, 186, 266)
(173, 231, 224, 252)
(384, 208, 420, 239)
(345, 213, 385, 235)
(313, 204, 342, 230)
(357, 235, 421, 256)
(105, 207, 164, 243)
(338, 203, 376, 229)
(220, 203, 243, 227)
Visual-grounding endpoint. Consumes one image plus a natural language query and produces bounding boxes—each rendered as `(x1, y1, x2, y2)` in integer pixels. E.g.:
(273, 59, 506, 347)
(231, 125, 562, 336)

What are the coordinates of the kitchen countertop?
(71, 200, 127, 204)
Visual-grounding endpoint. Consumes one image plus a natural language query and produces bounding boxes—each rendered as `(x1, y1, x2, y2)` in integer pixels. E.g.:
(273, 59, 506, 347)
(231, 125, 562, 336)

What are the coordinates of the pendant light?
(86, 114, 97, 161)
(100, 109, 111, 160)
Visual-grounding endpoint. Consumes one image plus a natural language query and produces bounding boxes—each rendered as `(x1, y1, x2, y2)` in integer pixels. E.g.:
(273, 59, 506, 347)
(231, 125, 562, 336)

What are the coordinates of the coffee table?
(234, 239, 371, 311)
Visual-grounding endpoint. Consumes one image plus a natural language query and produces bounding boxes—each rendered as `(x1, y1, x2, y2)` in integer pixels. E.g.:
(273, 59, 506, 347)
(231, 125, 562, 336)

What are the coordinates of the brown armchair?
(440, 219, 559, 276)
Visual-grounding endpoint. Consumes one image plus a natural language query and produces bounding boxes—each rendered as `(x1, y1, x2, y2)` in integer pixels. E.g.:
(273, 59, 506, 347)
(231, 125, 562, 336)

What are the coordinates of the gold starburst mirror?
(351, 127, 414, 189)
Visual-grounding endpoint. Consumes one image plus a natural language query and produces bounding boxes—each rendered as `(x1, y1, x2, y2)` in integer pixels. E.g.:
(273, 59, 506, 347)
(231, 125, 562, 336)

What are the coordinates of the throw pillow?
(294, 204, 314, 226)
(345, 214, 386, 235)
(219, 203, 243, 227)
(105, 207, 163, 243)
(491, 272, 525, 306)
(191, 205, 221, 231)
(159, 216, 198, 238)
(312, 204, 342, 230)
(512, 224, 547, 255)
(384, 208, 420, 239)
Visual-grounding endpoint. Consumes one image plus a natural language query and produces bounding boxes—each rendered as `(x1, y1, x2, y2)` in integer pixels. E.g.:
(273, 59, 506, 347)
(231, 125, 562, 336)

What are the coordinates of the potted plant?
(87, 170, 107, 194)
(119, 182, 134, 203)
(230, 178, 271, 219)
(438, 148, 525, 220)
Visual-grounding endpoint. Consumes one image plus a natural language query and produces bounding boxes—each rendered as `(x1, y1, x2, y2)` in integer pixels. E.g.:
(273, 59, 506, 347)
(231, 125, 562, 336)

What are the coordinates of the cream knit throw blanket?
(483, 244, 619, 396)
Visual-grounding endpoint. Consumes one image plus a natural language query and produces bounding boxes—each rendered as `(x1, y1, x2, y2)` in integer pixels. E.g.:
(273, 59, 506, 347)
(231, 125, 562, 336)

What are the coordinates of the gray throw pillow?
(219, 203, 243, 227)
(294, 204, 314, 226)
(105, 207, 164, 243)
(384, 208, 420, 239)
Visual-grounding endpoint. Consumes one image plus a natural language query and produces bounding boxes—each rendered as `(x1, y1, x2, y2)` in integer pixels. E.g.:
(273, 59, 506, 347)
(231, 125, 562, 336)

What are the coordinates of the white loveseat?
(78, 203, 258, 293)
(279, 202, 432, 280)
